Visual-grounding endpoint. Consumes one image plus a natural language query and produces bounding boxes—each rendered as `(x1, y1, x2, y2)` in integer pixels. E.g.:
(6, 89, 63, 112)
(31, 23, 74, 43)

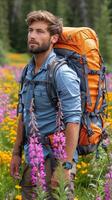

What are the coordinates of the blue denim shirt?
(19, 50, 81, 161)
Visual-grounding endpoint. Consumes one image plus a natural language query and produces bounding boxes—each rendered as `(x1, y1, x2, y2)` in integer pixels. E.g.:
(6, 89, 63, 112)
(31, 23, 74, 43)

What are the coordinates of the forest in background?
(0, 0, 112, 66)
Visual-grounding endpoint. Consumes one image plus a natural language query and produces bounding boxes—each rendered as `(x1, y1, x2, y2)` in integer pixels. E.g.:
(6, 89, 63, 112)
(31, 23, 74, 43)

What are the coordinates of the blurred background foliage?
(0, 0, 112, 67)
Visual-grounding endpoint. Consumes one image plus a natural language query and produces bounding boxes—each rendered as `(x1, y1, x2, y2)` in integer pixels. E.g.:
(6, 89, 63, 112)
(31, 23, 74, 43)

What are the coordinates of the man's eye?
(28, 29, 32, 32)
(36, 30, 44, 33)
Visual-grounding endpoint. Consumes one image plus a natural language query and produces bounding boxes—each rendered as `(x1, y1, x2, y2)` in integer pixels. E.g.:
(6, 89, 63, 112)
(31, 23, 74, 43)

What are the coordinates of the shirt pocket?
(34, 87, 51, 110)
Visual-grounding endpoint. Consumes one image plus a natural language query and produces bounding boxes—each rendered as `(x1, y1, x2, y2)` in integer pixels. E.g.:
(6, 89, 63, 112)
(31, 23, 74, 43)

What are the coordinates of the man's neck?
(34, 48, 52, 73)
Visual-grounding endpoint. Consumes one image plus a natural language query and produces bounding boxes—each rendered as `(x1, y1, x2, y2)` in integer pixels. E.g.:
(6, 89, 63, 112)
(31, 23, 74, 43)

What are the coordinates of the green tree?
(8, 0, 28, 52)
(56, 0, 71, 26)
(0, 0, 10, 49)
(94, 0, 112, 65)
(0, 40, 8, 65)
(0, 0, 10, 64)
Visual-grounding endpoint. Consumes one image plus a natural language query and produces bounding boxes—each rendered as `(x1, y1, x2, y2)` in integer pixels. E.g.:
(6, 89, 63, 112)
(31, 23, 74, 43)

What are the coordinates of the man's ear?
(51, 34, 59, 44)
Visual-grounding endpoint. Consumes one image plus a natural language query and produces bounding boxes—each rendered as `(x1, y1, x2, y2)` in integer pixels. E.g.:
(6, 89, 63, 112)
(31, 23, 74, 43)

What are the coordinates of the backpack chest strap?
(23, 79, 51, 86)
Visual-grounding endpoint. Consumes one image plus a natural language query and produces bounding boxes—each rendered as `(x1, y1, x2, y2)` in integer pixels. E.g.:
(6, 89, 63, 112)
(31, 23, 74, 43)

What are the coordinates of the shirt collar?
(41, 49, 56, 70)
(26, 50, 56, 80)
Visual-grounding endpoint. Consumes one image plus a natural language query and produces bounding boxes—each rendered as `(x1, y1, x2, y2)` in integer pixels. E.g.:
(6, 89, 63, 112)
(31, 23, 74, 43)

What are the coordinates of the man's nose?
(29, 31, 37, 39)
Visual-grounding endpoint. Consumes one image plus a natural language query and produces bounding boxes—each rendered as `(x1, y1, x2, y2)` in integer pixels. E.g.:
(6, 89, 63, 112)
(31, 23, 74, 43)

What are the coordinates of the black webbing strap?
(94, 66, 107, 114)
(82, 56, 92, 106)
(46, 58, 67, 107)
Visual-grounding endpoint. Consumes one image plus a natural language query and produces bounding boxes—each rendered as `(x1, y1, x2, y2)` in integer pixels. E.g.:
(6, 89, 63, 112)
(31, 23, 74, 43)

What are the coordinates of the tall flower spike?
(104, 168, 112, 200)
(52, 100, 67, 161)
(28, 98, 46, 190)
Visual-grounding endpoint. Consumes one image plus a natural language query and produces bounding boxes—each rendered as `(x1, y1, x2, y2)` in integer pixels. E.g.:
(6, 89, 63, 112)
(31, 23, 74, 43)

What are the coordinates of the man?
(10, 10, 81, 200)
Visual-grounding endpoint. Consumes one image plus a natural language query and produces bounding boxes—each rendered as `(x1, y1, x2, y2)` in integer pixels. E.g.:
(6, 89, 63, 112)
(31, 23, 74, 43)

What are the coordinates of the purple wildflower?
(0, 92, 10, 122)
(106, 73, 112, 92)
(104, 169, 112, 200)
(1, 65, 22, 82)
(9, 109, 17, 119)
(53, 131, 66, 160)
(52, 100, 67, 161)
(96, 197, 102, 200)
(28, 98, 46, 190)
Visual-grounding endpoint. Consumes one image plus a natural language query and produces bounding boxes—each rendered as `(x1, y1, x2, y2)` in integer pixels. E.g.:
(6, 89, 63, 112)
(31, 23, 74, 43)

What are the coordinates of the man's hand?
(10, 114, 23, 179)
(10, 155, 21, 179)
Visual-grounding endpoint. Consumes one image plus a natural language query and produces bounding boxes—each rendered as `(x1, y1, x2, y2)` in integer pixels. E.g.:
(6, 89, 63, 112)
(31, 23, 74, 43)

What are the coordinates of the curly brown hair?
(26, 10, 63, 36)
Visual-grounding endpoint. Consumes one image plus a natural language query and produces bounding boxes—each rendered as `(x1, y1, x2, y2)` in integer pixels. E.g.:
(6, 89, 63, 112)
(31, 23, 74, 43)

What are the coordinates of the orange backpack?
(51, 27, 107, 155)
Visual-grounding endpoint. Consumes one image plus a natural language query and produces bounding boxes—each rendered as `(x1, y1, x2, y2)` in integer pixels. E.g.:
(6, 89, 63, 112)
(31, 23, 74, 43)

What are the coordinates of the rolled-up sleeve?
(55, 64, 82, 124)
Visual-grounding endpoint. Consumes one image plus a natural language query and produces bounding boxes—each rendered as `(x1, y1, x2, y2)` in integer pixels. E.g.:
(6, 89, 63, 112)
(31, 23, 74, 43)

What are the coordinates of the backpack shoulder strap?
(17, 65, 28, 116)
(19, 64, 29, 88)
(46, 58, 67, 107)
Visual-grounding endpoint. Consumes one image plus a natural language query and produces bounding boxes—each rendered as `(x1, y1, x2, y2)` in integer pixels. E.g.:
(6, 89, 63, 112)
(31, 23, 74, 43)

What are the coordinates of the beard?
(28, 40, 51, 54)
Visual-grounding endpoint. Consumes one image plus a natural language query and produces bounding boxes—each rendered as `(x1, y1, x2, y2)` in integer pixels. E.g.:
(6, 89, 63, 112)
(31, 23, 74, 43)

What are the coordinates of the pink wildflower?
(52, 100, 67, 161)
(53, 131, 66, 160)
(104, 169, 112, 200)
(28, 98, 46, 190)
(96, 197, 102, 200)
(0, 92, 10, 122)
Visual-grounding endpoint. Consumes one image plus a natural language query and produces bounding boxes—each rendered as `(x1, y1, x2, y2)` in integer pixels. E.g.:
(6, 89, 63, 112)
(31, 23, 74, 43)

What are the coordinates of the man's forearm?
(65, 122, 80, 163)
(12, 114, 24, 156)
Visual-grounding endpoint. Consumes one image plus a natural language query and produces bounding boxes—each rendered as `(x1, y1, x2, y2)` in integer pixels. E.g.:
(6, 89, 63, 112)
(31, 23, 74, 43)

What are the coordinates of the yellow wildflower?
(81, 169, 88, 174)
(0, 151, 11, 164)
(81, 161, 88, 167)
(15, 185, 21, 190)
(76, 164, 81, 169)
(15, 195, 22, 200)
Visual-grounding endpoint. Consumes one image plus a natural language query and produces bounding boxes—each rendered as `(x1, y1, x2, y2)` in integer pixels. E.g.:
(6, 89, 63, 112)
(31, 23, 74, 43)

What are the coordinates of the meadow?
(0, 53, 112, 200)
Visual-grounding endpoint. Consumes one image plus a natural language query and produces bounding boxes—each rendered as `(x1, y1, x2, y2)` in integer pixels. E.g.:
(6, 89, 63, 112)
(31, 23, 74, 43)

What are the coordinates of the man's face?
(27, 21, 52, 54)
